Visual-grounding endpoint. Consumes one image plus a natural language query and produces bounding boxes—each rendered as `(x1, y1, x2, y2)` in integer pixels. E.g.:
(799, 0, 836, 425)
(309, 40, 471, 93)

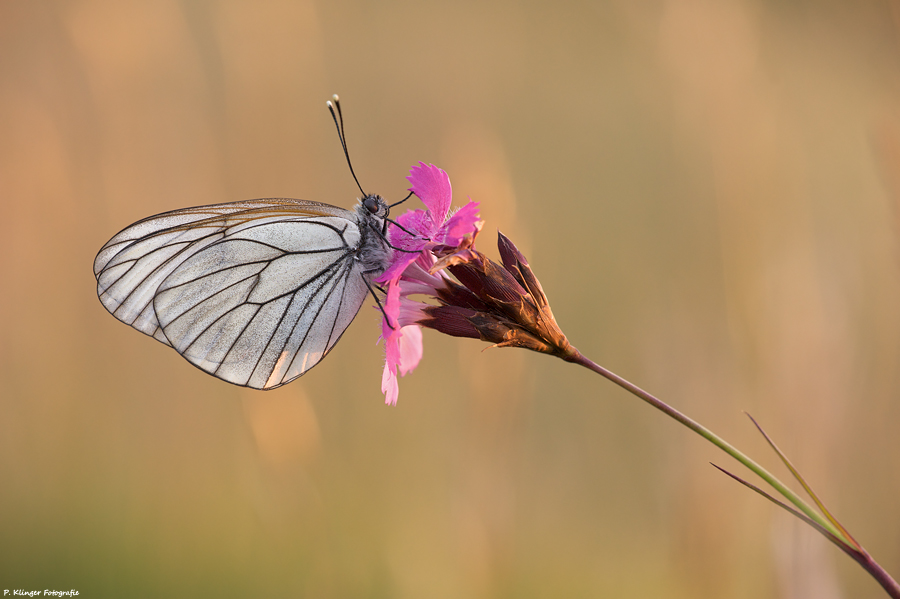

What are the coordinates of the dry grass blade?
(744, 412, 860, 550)
(710, 463, 865, 564)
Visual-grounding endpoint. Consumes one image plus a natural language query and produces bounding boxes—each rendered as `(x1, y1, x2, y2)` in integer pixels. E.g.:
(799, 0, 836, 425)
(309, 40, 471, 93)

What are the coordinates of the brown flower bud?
(421, 232, 575, 359)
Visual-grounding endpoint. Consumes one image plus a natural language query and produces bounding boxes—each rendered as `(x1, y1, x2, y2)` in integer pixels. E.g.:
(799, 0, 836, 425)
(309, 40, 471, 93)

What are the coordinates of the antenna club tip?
(332, 94, 340, 102)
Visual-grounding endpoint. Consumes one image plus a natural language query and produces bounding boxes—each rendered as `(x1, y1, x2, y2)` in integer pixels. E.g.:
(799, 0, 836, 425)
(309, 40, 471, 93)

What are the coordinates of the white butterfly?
(94, 194, 394, 389)
(93, 96, 400, 390)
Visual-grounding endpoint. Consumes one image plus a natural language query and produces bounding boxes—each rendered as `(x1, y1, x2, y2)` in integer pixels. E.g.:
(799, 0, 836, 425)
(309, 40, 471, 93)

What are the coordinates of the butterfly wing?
(94, 199, 371, 389)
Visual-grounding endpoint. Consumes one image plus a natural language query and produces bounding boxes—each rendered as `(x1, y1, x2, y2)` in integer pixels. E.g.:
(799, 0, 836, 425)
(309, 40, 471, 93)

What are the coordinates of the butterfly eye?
(363, 195, 381, 215)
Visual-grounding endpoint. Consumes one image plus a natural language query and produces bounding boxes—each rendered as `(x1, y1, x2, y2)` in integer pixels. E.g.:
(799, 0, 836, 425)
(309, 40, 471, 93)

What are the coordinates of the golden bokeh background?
(2, 1, 900, 597)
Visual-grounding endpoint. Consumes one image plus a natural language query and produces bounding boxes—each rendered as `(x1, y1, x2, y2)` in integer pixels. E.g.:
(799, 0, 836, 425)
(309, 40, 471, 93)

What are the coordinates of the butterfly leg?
(360, 270, 395, 330)
(366, 220, 422, 253)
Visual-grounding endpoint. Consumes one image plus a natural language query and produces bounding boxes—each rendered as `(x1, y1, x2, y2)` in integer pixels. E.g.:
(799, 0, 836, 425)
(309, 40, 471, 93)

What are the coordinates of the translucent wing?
(94, 198, 371, 389)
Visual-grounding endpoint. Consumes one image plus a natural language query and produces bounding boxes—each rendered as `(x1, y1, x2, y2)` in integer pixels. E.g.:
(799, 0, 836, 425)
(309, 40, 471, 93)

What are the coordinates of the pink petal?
(390, 209, 432, 250)
(377, 252, 420, 284)
(381, 278, 402, 335)
(381, 363, 399, 406)
(441, 201, 481, 246)
(397, 325, 423, 375)
(407, 162, 452, 223)
(380, 280, 409, 406)
(379, 209, 436, 284)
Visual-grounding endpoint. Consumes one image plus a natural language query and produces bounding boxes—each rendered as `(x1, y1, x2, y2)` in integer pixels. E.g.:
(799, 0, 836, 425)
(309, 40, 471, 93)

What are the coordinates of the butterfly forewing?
(94, 198, 379, 389)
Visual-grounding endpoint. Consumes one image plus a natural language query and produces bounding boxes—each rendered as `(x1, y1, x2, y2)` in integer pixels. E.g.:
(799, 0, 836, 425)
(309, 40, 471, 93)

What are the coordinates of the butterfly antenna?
(327, 94, 367, 197)
(390, 191, 414, 208)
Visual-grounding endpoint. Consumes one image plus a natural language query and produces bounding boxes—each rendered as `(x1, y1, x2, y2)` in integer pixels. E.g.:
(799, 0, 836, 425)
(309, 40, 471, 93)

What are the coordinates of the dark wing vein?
(173, 245, 350, 367)
(105, 230, 226, 314)
(94, 198, 378, 390)
(95, 201, 358, 340)
(274, 256, 356, 388)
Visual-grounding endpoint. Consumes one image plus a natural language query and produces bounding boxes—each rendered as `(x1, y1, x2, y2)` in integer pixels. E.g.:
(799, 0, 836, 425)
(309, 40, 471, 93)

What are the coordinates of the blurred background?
(2, 1, 900, 597)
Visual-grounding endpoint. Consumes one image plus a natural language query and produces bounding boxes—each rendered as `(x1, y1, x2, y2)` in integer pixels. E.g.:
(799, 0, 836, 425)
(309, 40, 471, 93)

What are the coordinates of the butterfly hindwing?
(94, 199, 374, 389)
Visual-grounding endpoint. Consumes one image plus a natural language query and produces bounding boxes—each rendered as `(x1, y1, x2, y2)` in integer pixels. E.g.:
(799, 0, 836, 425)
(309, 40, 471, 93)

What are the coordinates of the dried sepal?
(424, 232, 575, 359)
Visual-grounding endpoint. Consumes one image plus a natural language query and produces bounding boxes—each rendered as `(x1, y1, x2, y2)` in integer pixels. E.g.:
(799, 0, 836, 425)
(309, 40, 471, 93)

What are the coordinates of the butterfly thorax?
(355, 194, 393, 276)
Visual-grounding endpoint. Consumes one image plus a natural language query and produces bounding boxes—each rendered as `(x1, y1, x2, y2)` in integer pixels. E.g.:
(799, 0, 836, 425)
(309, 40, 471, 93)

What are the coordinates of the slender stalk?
(562, 347, 900, 598)
(564, 347, 841, 536)
(858, 550, 900, 598)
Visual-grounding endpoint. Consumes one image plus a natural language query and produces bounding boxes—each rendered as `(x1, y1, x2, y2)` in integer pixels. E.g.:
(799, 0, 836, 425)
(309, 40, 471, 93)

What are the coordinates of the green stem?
(564, 347, 900, 598)
(563, 348, 845, 541)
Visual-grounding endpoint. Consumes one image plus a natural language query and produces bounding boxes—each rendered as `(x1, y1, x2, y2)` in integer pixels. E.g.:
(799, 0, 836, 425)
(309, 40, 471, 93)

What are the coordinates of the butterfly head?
(362, 193, 390, 219)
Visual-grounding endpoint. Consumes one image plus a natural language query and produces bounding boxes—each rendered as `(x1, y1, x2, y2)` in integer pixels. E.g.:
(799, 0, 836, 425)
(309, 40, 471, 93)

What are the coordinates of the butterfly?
(93, 96, 407, 390)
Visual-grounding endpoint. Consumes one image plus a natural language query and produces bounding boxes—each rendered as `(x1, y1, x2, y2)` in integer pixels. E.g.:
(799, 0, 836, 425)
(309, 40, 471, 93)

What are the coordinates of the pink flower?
(377, 163, 482, 405)
(378, 163, 481, 283)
